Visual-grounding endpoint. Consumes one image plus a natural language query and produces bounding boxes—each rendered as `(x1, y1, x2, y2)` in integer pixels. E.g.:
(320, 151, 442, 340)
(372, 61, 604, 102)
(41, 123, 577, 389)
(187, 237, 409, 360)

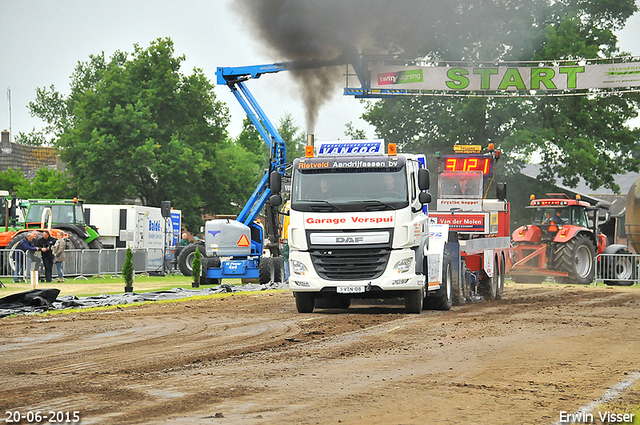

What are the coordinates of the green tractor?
(1, 195, 101, 250)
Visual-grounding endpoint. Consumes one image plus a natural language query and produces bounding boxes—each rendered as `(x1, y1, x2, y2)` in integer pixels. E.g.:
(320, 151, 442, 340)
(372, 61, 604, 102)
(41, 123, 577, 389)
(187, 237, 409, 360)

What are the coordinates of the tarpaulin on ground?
(0, 282, 287, 318)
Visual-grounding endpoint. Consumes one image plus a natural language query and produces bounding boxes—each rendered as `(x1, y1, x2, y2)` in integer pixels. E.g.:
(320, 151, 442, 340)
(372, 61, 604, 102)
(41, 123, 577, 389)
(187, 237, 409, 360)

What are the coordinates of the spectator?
(13, 232, 43, 282)
(53, 233, 68, 282)
(180, 232, 189, 246)
(36, 230, 57, 282)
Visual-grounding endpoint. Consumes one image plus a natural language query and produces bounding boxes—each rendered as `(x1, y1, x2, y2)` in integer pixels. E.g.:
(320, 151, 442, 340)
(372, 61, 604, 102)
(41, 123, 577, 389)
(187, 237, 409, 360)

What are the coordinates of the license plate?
(337, 286, 365, 294)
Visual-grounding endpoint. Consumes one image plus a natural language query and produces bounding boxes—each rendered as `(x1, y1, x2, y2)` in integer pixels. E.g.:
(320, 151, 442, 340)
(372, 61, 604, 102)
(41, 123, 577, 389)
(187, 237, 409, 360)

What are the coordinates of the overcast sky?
(1, 0, 639, 143)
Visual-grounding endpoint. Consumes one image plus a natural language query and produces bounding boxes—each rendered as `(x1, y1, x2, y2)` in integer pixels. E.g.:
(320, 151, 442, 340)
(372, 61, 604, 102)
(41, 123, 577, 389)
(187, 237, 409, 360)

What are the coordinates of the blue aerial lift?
(176, 64, 290, 283)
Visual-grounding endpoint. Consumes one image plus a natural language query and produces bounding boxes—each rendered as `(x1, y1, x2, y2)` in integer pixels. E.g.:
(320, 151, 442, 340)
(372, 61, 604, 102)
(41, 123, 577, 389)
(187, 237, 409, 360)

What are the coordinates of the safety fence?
(0, 248, 176, 281)
(595, 253, 640, 286)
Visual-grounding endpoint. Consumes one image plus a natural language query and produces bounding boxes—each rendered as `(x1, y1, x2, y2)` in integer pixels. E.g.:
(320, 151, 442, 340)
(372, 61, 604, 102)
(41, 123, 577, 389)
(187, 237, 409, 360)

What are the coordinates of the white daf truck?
(287, 139, 453, 313)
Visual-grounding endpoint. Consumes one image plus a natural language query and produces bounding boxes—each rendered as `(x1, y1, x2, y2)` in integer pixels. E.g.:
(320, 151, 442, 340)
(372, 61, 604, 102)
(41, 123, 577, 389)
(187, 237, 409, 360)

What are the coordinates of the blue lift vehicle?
(177, 63, 289, 284)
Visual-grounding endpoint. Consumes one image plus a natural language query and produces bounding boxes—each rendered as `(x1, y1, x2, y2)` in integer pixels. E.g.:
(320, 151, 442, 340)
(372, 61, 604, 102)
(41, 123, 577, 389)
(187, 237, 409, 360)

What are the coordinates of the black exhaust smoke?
(232, 0, 451, 133)
(232, 0, 538, 132)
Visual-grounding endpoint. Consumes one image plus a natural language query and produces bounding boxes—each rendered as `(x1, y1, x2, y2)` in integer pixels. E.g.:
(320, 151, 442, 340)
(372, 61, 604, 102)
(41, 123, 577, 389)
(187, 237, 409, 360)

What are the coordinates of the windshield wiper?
(306, 200, 343, 211)
(349, 199, 394, 211)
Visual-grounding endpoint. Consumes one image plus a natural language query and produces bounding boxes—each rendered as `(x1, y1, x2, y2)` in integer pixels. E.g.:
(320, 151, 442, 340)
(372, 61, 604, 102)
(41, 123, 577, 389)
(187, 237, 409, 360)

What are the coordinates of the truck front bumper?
(288, 250, 424, 293)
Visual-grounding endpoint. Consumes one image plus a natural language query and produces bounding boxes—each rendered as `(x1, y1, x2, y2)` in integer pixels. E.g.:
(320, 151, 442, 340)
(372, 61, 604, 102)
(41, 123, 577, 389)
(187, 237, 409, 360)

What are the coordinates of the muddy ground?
(1, 283, 639, 425)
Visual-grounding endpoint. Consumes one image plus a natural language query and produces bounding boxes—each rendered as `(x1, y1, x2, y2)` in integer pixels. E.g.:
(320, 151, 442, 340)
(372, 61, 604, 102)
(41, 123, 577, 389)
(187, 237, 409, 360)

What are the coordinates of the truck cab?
(287, 140, 438, 313)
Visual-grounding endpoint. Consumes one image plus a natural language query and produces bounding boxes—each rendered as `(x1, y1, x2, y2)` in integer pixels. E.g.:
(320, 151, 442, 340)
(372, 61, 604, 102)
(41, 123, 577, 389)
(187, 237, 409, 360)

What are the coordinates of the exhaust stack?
(307, 134, 314, 146)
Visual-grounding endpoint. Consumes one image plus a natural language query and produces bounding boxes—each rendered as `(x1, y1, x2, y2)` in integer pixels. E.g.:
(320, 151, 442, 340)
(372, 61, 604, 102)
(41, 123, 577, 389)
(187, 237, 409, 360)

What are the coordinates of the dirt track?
(1, 283, 639, 425)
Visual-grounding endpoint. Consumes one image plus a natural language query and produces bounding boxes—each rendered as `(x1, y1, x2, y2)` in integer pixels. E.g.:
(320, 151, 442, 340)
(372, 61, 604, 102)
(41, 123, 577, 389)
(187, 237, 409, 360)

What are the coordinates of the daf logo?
(336, 236, 364, 243)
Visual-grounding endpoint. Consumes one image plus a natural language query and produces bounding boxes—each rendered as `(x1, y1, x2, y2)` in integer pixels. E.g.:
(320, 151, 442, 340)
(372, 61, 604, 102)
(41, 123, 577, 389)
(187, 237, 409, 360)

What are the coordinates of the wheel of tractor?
(67, 232, 90, 250)
(603, 249, 635, 286)
(88, 239, 103, 249)
(259, 257, 274, 284)
(272, 257, 285, 283)
(404, 289, 423, 314)
(424, 249, 453, 310)
(554, 234, 596, 284)
(177, 243, 206, 276)
(294, 292, 315, 313)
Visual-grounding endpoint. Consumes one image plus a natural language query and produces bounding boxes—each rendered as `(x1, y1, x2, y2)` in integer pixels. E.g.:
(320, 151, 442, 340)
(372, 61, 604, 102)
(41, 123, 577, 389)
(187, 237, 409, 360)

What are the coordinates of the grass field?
(0, 273, 245, 298)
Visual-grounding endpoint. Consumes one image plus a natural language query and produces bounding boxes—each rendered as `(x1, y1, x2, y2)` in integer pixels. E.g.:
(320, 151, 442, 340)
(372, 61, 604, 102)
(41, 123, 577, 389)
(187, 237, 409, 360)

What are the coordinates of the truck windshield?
(291, 169, 409, 212)
(438, 171, 483, 199)
(25, 204, 86, 225)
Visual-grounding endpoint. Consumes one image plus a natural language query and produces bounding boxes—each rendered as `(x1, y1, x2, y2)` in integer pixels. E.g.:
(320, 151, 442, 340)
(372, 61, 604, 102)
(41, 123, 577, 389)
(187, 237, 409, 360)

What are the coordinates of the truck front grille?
(309, 248, 390, 281)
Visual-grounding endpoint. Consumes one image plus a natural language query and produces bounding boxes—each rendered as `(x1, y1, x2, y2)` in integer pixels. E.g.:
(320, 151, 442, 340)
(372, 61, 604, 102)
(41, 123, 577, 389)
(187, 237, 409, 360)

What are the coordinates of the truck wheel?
(177, 243, 206, 276)
(425, 250, 452, 310)
(404, 289, 423, 314)
(273, 257, 285, 283)
(603, 248, 635, 286)
(554, 235, 596, 284)
(259, 257, 274, 284)
(453, 262, 469, 305)
(496, 256, 505, 300)
(480, 257, 499, 301)
(294, 292, 315, 313)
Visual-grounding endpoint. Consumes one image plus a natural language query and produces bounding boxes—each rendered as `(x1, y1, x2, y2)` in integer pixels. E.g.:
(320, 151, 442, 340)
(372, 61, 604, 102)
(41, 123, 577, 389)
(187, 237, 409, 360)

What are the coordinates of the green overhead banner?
(370, 62, 640, 92)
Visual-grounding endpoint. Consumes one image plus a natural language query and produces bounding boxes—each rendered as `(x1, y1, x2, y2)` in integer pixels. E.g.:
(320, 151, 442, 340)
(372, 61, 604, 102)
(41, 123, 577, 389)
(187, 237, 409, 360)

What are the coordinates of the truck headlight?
(291, 259, 308, 275)
(393, 258, 412, 273)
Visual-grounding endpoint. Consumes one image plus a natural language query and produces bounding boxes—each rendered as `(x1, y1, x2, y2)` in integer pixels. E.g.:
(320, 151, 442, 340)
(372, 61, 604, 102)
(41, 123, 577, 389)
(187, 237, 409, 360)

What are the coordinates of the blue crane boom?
(216, 64, 288, 227)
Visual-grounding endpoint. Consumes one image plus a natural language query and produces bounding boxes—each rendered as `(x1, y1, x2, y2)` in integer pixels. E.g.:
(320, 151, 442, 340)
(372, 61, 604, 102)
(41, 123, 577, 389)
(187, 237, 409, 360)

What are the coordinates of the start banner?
(370, 62, 640, 92)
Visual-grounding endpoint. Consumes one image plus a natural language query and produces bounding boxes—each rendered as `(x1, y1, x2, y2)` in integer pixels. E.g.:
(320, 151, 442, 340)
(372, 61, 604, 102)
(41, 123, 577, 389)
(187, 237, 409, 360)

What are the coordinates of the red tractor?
(510, 193, 628, 285)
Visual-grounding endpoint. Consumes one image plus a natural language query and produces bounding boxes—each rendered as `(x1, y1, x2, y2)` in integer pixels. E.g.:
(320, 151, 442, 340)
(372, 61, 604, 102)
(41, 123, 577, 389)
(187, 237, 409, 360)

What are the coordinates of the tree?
(192, 247, 201, 286)
(26, 38, 232, 231)
(0, 168, 28, 194)
(277, 113, 306, 161)
(344, 122, 367, 140)
(19, 167, 75, 199)
(237, 113, 306, 165)
(236, 117, 269, 169)
(0, 167, 74, 199)
(14, 130, 47, 147)
(122, 247, 134, 290)
(363, 0, 640, 194)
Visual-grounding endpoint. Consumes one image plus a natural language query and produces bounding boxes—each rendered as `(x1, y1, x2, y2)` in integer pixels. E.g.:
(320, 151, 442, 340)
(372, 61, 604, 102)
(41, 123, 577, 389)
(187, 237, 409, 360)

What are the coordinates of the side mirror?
(270, 194, 283, 206)
(418, 169, 430, 191)
(497, 182, 507, 201)
(419, 192, 432, 205)
(270, 171, 282, 194)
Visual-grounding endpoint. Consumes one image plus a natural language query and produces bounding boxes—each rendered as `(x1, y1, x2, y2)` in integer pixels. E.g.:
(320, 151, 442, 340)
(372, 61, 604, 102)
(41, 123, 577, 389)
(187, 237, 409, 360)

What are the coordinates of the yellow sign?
(453, 144, 482, 154)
